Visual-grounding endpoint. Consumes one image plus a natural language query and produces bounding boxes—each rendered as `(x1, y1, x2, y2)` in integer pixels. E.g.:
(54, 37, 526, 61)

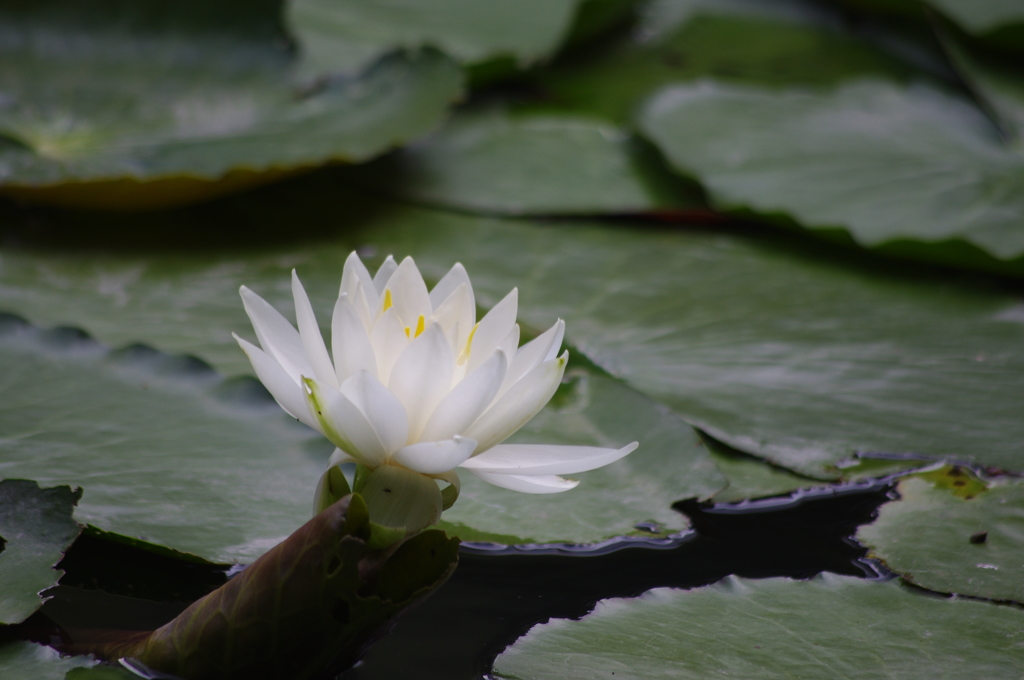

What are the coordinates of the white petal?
(233, 334, 318, 431)
(239, 286, 312, 381)
(463, 351, 568, 452)
(468, 470, 579, 494)
(497, 324, 520, 367)
(384, 256, 432, 328)
(429, 262, 474, 314)
(501, 319, 565, 398)
(369, 307, 408, 384)
(430, 282, 474, 352)
(340, 371, 409, 455)
(391, 436, 477, 474)
(340, 251, 378, 309)
(388, 324, 455, 441)
(302, 377, 387, 467)
(372, 255, 398, 294)
(349, 280, 374, 332)
(466, 288, 518, 374)
(419, 351, 507, 442)
(331, 294, 377, 383)
(460, 442, 638, 475)
(292, 270, 338, 389)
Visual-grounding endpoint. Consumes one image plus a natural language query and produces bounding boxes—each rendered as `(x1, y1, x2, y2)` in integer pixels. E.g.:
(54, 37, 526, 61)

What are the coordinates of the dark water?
(7, 480, 892, 680)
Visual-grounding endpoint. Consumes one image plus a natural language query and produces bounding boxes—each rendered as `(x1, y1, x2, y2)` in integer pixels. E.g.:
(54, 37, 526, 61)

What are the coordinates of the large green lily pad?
(439, 367, 725, 544)
(0, 0, 462, 208)
(858, 470, 1024, 602)
(3, 189, 1024, 478)
(0, 642, 96, 680)
(640, 78, 1024, 274)
(0, 480, 82, 624)
(338, 105, 704, 215)
(0, 314, 324, 562)
(493, 575, 1024, 679)
(286, 0, 587, 79)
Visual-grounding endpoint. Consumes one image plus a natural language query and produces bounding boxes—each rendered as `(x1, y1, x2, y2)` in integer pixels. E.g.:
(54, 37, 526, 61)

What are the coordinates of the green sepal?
(313, 465, 353, 517)
(367, 522, 407, 551)
(353, 463, 373, 493)
(69, 494, 457, 680)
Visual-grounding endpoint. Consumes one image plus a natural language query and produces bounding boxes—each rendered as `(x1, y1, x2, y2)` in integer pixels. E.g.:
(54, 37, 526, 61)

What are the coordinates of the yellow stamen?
(404, 326, 411, 338)
(414, 315, 426, 337)
(382, 288, 393, 312)
(457, 323, 479, 366)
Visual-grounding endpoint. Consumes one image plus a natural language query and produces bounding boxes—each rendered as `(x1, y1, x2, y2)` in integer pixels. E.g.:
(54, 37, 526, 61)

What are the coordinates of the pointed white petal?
(372, 255, 398, 294)
(463, 351, 568, 452)
(331, 294, 377, 383)
(391, 436, 477, 474)
(340, 251, 378, 309)
(359, 464, 443, 532)
(468, 470, 579, 494)
(239, 286, 312, 381)
(292, 270, 338, 389)
(430, 282, 473, 349)
(460, 442, 638, 475)
(429, 262, 474, 314)
(388, 324, 455, 441)
(234, 334, 318, 431)
(340, 371, 409, 455)
(384, 257, 432, 328)
(350, 281, 374, 332)
(496, 324, 520, 367)
(420, 351, 507, 442)
(302, 377, 387, 467)
(466, 288, 518, 374)
(369, 307, 408, 384)
(499, 319, 564, 399)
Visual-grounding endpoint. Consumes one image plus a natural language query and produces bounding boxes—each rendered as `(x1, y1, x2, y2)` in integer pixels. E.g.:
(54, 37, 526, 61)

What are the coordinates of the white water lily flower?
(234, 252, 637, 532)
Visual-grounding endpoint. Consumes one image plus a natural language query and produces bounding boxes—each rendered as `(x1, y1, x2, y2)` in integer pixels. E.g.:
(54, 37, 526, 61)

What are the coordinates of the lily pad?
(439, 366, 726, 544)
(338, 105, 704, 215)
(0, 480, 82, 624)
(3, 190, 1024, 479)
(858, 471, 1024, 602)
(493, 575, 1024, 680)
(639, 78, 1024, 274)
(0, 642, 96, 680)
(0, 0, 462, 209)
(286, 0, 587, 79)
(0, 314, 324, 562)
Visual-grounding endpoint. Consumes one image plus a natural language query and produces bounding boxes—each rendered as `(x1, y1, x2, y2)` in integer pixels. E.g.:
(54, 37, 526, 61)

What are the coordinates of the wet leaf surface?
(639, 78, 1024, 274)
(0, 0, 462, 207)
(0, 481, 82, 624)
(493, 575, 1024, 680)
(858, 470, 1024, 602)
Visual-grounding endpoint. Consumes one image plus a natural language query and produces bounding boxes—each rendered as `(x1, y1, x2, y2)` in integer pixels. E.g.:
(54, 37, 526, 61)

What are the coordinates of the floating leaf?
(0, 314, 323, 562)
(0, 642, 96, 680)
(858, 471, 1024, 602)
(0, 480, 82, 624)
(640, 78, 1024, 275)
(339, 105, 704, 215)
(0, 0, 462, 209)
(493, 575, 1024, 679)
(286, 0, 589, 79)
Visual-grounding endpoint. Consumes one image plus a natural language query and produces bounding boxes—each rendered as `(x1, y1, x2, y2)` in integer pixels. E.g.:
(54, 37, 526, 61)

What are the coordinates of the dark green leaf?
(858, 469, 1024, 602)
(338, 105, 704, 215)
(0, 642, 96, 680)
(286, 0, 587, 78)
(493, 575, 1024, 679)
(0, 0, 462, 208)
(0, 480, 82, 624)
(639, 78, 1024, 274)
